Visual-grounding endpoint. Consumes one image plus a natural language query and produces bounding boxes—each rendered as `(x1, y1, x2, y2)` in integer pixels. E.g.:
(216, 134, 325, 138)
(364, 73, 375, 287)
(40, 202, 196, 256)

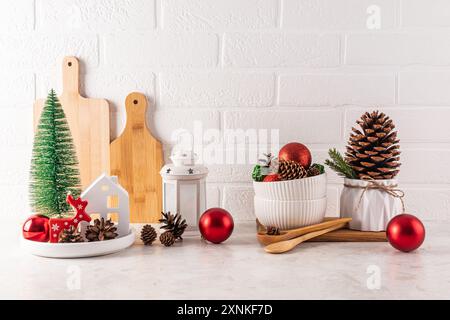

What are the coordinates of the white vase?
(340, 178, 404, 231)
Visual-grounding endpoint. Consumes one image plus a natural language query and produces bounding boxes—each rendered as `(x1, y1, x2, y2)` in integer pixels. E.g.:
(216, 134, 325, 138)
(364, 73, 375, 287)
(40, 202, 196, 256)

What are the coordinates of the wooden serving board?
(110, 92, 163, 223)
(33, 57, 110, 189)
(257, 218, 387, 243)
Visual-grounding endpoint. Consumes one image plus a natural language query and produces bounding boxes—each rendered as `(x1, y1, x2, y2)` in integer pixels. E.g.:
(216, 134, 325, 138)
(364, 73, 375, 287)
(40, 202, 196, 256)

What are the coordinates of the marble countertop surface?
(1, 221, 449, 300)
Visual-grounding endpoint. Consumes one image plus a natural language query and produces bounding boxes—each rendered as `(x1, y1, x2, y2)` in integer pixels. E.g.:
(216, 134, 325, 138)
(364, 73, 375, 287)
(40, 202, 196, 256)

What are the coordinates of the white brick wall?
(160, 72, 275, 107)
(224, 33, 340, 67)
(282, 0, 397, 30)
(162, 0, 278, 31)
(1, 0, 450, 222)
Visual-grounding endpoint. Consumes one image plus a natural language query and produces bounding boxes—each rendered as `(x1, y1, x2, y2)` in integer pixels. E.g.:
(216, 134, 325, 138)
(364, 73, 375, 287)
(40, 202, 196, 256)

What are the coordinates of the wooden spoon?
(264, 222, 347, 254)
(257, 217, 352, 246)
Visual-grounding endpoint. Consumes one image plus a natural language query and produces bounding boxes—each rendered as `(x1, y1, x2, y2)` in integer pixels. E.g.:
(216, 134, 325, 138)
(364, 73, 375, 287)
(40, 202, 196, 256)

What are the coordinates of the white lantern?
(160, 150, 208, 231)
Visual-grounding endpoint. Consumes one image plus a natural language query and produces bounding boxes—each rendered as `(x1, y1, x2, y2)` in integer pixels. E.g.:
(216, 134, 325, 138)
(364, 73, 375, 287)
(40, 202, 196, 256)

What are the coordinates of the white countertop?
(1, 221, 449, 300)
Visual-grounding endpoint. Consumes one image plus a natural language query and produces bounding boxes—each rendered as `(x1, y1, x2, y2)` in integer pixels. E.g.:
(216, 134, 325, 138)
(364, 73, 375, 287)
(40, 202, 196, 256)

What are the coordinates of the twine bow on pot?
(344, 180, 406, 212)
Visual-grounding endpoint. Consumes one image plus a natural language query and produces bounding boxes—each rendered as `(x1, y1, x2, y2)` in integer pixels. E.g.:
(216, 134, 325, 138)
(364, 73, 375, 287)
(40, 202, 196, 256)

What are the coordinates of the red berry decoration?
(263, 174, 281, 182)
(386, 214, 425, 252)
(199, 208, 234, 244)
(22, 214, 50, 242)
(278, 142, 312, 169)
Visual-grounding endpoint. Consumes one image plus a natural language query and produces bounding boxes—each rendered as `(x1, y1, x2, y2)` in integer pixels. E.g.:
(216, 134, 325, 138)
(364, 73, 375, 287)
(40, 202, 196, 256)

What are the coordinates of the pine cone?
(346, 111, 401, 180)
(307, 163, 324, 177)
(159, 211, 187, 241)
(58, 226, 84, 243)
(278, 160, 307, 180)
(140, 224, 157, 245)
(266, 226, 280, 235)
(160, 231, 175, 247)
(85, 218, 118, 241)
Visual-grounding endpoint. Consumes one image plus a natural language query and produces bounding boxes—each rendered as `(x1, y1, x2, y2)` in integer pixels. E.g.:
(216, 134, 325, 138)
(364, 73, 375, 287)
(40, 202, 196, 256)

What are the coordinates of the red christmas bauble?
(386, 214, 425, 252)
(278, 142, 312, 169)
(199, 208, 234, 244)
(22, 214, 49, 242)
(263, 174, 281, 182)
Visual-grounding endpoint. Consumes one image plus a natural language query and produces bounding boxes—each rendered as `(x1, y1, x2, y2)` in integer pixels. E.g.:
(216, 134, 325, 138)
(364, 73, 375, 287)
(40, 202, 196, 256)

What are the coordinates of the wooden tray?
(257, 217, 386, 244)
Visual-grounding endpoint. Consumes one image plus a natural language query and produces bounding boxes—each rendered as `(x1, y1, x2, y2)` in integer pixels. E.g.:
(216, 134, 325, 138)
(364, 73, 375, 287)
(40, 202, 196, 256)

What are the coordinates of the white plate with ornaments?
(21, 228, 136, 258)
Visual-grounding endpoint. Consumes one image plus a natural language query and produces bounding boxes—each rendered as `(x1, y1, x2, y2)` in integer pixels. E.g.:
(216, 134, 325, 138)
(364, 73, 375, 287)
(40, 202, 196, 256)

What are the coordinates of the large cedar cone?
(346, 111, 401, 180)
(159, 211, 187, 241)
(85, 217, 118, 241)
(58, 225, 84, 243)
(140, 224, 157, 245)
(278, 160, 307, 180)
(160, 231, 175, 247)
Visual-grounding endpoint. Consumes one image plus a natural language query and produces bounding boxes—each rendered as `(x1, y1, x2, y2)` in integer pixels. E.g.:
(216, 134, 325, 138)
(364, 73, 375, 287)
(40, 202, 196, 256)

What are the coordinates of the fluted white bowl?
(253, 173, 326, 201)
(254, 197, 327, 230)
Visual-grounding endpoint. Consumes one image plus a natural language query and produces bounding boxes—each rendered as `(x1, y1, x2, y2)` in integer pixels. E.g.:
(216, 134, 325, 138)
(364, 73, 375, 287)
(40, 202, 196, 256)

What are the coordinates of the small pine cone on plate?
(85, 218, 118, 242)
(58, 225, 84, 243)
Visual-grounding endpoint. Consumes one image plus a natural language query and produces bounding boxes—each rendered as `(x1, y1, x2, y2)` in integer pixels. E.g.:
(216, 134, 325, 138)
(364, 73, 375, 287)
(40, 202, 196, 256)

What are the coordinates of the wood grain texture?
(257, 217, 352, 246)
(257, 217, 387, 243)
(307, 229, 387, 242)
(264, 223, 348, 254)
(33, 57, 110, 189)
(110, 92, 163, 223)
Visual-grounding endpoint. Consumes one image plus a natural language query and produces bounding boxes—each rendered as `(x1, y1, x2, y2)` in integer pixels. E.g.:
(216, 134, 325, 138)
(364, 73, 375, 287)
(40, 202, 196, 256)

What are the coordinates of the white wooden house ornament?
(81, 173, 130, 237)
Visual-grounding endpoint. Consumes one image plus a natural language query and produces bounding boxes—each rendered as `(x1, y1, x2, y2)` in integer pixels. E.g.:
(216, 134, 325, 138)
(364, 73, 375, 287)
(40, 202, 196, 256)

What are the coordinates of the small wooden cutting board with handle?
(33, 56, 110, 189)
(110, 92, 163, 223)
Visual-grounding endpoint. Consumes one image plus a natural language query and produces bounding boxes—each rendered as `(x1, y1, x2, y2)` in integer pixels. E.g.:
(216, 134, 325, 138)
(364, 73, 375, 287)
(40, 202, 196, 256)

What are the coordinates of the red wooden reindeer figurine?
(48, 194, 91, 243)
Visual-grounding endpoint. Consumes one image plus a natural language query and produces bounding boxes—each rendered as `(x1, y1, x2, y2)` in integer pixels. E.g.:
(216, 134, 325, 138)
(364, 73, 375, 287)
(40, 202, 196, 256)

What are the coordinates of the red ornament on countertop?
(22, 214, 50, 242)
(263, 174, 281, 182)
(199, 208, 234, 244)
(278, 142, 312, 169)
(48, 194, 91, 243)
(386, 214, 425, 252)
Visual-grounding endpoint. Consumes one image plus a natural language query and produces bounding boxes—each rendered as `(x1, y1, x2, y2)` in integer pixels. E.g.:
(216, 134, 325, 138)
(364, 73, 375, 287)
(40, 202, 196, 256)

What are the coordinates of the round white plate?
(21, 229, 136, 258)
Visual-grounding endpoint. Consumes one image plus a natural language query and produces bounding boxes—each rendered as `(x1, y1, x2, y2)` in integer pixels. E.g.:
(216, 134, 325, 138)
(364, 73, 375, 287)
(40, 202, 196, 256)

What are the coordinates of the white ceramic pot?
(254, 197, 327, 230)
(340, 178, 403, 231)
(253, 173, 327, 201)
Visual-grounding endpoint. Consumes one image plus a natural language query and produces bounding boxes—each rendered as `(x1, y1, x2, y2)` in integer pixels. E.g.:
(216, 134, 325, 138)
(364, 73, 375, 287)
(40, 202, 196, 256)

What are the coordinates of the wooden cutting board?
(33, 56, 110, 189)
(110, 92, 163, 223)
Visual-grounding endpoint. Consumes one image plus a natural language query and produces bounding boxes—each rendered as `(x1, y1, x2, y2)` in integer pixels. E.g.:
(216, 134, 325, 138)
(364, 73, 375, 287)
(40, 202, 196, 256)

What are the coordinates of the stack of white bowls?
(253, 173, 327, 230)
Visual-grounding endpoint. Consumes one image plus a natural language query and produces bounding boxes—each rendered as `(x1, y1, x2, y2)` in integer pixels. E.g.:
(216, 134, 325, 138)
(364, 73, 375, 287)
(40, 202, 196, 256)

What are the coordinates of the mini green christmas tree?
(29, 89, 81, 217)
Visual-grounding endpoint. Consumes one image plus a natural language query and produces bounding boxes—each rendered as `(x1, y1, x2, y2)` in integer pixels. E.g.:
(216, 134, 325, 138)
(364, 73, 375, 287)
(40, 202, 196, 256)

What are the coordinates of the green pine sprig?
(29, 89, 81, 217)
(252, 164, 265, 182)
(324, 148, 357, 179)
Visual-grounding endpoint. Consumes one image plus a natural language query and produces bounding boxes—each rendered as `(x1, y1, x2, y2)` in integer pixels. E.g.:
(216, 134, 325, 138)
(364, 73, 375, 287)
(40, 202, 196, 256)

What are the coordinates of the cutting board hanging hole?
(62, 57, 80, 95)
